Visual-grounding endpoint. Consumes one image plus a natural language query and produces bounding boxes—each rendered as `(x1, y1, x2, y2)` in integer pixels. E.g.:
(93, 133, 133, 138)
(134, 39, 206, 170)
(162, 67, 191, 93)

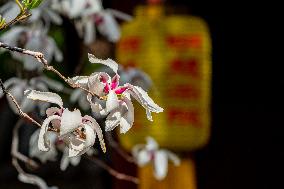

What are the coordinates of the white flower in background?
(0, 26, 63, 71)
(0, 77, 48, 114)
(0, 76, 66, 115)
(132, 137, 181, 180)
(25, 89, 106, 157)
(69, 54, 163, 134)
(70, 88, 91, 111)
(51, 0, 131, 44)
(0, 1, 62, 27)
(119, 66, 153, 92)
(29, 129, 58, 163)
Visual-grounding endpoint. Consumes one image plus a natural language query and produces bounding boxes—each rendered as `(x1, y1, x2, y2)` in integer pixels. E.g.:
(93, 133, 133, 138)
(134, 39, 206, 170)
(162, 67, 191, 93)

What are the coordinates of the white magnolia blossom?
(51, 0, 131, 44)
(132, 137, 181, 180)
(0, 26, 63, 71)
(69, 53, 163, 134)
(0, 1, 62, 27)
(0, 76, 66, 115)
(70, 66, 152, 112)
(25, 89, 106, 157)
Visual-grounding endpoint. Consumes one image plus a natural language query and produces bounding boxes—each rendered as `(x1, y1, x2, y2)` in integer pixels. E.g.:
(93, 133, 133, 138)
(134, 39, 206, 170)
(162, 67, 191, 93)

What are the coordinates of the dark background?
(1, 0, 283, 189)
(110, 1, 283, 189)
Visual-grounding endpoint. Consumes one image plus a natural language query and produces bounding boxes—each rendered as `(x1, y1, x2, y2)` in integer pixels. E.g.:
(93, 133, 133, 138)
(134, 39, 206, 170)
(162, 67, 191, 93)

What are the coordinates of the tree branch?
(84, 155, 139, 184)
(105, 132, 136, 164)
(0, 42, 99, 98)
(0, 78, 42, 127)
(11, 119, 39, 169)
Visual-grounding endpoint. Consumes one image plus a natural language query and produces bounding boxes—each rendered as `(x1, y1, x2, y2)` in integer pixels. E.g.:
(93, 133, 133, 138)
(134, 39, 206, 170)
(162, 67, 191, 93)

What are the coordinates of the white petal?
(87, 94, 108, 118)
(84, 115, 106, 153)
(98, 11, 120, 42)
(46, 9, 63, 25)
(30, 130, 58, 163)
(154, 150, 168, 180)
(69, 0, 86, 18)
(88, 53, 118, 74)
(49, 38, 63, 62)
(145, 136, 159, 151)
(70, 89, 89, 111)
(106, 90, 119, 112)
(165, 150, 181, 166)
(82, 0, 102, 16)
(40, 76, 65, 92)
(105, 109, 121, 131)
(0, 26, 26, 47)
(25, 90, 63, 108)
(1, 2, 19, 23)
(60, 109, 82, 137)
(70, 156, 81, 166)
(0, 78, 21, 98)
(70, 89, 83, 103)
(88, 73, 107, 96)
(84, 20, 95, 45)
(60, 148, 70, 171)
(137, 149, 151, 166)
(24, 36, 44, 71)
(38, 115, 61, 151)
(83, 124, 96, 149)
(69, 76, 89, 88)
(20, 96, 36, 113)
(119, 97, 134, 134)
(68, 136, 85, 157)
(107, 8, 132, 21)
(126, 84, 163, 121)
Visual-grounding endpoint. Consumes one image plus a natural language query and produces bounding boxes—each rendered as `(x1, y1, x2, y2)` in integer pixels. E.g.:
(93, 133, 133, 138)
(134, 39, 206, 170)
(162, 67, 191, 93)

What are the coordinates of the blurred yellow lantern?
(116, 4, 211, 152)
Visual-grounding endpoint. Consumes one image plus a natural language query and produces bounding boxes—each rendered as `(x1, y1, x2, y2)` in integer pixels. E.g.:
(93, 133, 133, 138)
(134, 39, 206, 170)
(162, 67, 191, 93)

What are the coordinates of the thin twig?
(11, 119, 39, 169)
(0, 78, 42, 127)
(85, 155, 139, 184)
(0, 42, 99, 98)
(0, 0, 31, 31)
(12, 157, 54, 189)
(105, 132, 136, 164)
(0, 13, 32, 30)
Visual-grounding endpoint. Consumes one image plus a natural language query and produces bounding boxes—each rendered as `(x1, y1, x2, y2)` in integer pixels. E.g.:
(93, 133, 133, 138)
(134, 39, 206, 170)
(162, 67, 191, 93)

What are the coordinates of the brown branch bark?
(84, 155, 139, 184)
(0, 42, 99, 98)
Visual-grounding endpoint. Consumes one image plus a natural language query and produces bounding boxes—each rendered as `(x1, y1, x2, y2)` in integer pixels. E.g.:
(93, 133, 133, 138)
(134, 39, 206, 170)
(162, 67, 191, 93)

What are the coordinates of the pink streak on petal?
(115, 86, 128, 94)
(104, 83, 110, 93)
(111, 75, 120, 90)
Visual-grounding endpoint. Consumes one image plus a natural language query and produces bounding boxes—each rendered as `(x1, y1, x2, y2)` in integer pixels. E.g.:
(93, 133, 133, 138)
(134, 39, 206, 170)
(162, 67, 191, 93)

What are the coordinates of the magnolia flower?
(0, 1, 62, 27)
(132, 137, 181, 180)
(0, 76, 66, 115)
(0, 26, 62, 71)
(51, 0, 131, 44)
(25, 89, 106, 157)
(0, 77, 48, 114)
(70, 54, 163, 133)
